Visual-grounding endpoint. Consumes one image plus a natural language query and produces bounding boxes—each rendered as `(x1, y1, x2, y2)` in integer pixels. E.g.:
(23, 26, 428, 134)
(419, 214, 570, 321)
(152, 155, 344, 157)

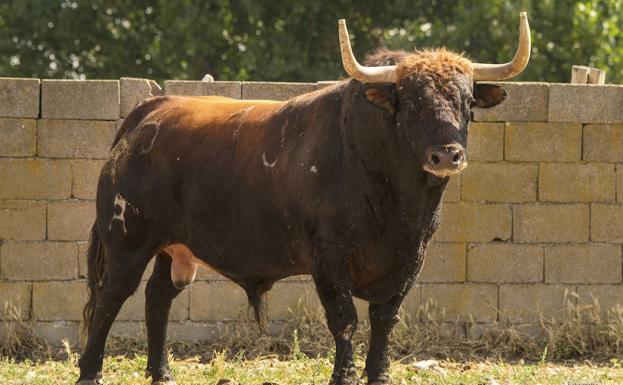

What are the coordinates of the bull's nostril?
(431, 154, 440, 165)
(452, 153, 461, 164)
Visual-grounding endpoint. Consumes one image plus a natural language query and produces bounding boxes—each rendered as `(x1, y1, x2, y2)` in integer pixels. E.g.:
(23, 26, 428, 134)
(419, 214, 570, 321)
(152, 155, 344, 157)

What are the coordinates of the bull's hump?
(162, 96, 285, 124)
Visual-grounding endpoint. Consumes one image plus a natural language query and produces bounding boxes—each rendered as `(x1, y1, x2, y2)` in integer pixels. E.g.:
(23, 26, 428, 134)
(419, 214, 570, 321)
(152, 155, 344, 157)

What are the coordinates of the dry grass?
(3, 295, 623, 364)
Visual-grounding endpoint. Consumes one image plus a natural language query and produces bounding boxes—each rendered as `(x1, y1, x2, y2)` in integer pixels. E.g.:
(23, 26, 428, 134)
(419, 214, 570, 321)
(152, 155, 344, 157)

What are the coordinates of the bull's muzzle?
(423, 144, 467, 177)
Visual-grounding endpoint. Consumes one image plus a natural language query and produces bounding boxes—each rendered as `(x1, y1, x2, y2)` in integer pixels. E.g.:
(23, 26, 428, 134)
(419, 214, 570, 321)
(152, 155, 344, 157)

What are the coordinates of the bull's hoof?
(75, 379, 103, 385)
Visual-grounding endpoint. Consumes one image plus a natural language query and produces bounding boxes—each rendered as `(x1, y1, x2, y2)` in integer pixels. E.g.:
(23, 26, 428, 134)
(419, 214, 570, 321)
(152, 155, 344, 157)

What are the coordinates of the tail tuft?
(80, 224, 107, 346)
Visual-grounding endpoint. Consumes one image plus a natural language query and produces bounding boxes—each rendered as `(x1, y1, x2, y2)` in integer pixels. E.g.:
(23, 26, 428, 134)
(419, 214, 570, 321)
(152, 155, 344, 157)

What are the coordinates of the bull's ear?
(473, 83, 507, 108)
(362, 84, 397, 114)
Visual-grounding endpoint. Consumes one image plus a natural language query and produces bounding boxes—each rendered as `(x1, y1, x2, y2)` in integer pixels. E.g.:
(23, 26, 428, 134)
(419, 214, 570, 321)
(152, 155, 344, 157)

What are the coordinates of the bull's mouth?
(422, 161, 468, 178)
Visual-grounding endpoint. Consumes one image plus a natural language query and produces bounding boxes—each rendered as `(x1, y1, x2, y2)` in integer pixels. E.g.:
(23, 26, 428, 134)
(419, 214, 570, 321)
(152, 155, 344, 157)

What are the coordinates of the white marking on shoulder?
(109, 193, 128, 234)
(262, 152, 278, 168)
(310, 165, 318, 175)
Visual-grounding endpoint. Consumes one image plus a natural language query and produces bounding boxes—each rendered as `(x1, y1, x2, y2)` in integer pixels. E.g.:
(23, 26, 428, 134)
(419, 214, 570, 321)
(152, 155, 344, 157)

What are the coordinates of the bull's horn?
(472, 12, 531, 81)
(338, 19, 397, 83)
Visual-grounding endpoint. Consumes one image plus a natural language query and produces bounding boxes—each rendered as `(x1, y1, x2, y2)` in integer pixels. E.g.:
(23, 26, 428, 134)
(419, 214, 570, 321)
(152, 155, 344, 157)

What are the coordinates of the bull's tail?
(80, 223, 107, 345)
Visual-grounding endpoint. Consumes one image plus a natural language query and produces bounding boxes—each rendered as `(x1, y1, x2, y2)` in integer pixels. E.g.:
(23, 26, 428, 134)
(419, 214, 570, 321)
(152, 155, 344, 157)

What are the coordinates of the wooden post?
(571, 65, 606, 84)
(571, 65, 590, 84)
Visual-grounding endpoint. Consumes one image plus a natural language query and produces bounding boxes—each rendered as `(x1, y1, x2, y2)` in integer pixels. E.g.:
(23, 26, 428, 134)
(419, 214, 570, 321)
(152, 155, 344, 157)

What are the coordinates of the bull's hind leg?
(145, 252, 184, 385)
(77, 246, 153, 385)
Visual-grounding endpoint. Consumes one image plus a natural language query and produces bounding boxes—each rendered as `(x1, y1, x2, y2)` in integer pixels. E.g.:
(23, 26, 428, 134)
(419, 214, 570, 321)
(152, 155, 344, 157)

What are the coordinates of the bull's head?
(339, 13, 530, 178)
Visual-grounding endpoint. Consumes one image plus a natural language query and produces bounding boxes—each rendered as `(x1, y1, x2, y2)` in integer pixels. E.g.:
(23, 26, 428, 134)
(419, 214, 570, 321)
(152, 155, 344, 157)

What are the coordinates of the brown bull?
(77, 13, 531, 385)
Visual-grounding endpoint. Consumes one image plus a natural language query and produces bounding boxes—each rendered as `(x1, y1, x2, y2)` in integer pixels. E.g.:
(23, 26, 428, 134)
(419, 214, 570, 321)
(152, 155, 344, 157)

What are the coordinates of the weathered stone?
(421, 283, 498, 322)
(401, 286, 422, 316)
(120, 77, 163, 117)
(117, 282, 189, 321)
(47, 201, 96, 241)
(466, 122, 504, 161)
(266, 282, 323, 321)
(37, 119, 116, 159)
(32, 281, 88, 321)
(0, 201, 46, 240)
(435, 203, 512, 242)
(0, 159, 71, 199)
(549, 84, 623, 123)
(418, 243, 466, 283)
(545, 244, 621, 283)
(77, 241, 89, 278)
(164, 80, 241, 98)
(189, 281, 249, 321)
(0, 118, 36, 156)
(0, 78, 40, 118)
(41, 80, 119, 120)
(618, 165, 623, 203)
(513, 204, 589, 243)
(473, 82, 549, 122)
(499, 284, 575, 322)
(71, 160, 106, 199)
(505, 122, 582, 161)
(583, 124, 623, 162)
(0, 282, 31, 320)
(538, 163, 615, 202)
(33, 321, 79, 345)
(467, 243, 543, 283)
(462, 162, 537, 202)
(242, 82, 316, 100)
(0, 241, 78, 280)
(591, 204, 623, 242)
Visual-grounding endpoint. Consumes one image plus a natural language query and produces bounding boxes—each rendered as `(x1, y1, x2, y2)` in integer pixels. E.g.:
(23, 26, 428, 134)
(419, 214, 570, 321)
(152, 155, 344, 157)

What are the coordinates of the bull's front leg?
(364, 295, 403, 384)
(312, 255, 359, 385)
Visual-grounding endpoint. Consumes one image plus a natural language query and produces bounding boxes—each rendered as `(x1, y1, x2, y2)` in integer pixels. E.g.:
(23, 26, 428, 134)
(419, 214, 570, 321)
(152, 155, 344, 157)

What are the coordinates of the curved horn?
(472, 12, 531, 81)
(338, 19, 397, 83)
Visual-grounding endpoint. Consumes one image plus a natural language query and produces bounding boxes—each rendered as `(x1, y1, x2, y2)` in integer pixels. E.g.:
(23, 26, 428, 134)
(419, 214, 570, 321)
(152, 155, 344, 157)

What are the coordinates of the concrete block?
(33, 321, 79, 345)
(189, 281, 249, 321)
(164, 80, 241, 99)
(77, 241, 89, 278)
(505, 122, 582, 161)
(266, 282, 323, 321)
(466, 122, 504, 161)
(401, 286, 422, 316)
(37, 119, 116, 159)
(47, 201, 95, 241)
(32, 281, 88, 321)
(421, 283, 498, 322)
(41, 80, 119, 120)
(435, 202, 512, 242)
(0, 241, 78, 280)
(443, 176, 461, 202)
(583, 124, 623, 162)
(499, 284, 575, 322)
(0, 78, 40, 118)
(576, 285, 623, 315)
(0, 201, 46, 240)
(513, 204, 589, 243)
(0, 159, 71, 199)
(0, 118, 37, 156)
(538, 163, 615, 202)
(117, 282, 189, 321)
(545, 244, 621, 283)
(591, 204, 623, 242)
(417, 242, 466, 283)
(242, 82, 317, 100)
(120, 77, 163, 117)
(549, 84, 623, 123)
(467, 243, 543, 283)
(618, 165, 623, 203)
(473, 82, 549, 122)
(71, 160, 105, 199)
(462, 162, 537, 202)
(0, 282, 31, 320)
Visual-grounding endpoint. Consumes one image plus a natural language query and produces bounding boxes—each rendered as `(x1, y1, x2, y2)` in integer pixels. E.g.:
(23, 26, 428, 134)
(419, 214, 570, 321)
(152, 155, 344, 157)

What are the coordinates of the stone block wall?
(1, 78, 623, 343)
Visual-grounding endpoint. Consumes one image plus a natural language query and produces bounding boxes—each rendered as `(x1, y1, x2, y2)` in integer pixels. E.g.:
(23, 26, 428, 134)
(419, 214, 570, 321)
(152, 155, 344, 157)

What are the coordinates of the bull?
(76, 13, 531, 385)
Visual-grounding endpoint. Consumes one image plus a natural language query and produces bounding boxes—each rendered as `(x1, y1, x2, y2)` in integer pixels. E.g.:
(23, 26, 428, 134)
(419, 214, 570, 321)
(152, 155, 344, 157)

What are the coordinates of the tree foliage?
(0, 0, 621, 82)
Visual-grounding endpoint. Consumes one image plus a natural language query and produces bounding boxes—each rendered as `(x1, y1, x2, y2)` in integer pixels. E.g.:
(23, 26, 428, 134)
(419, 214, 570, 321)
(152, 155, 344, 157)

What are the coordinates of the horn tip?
(338, 19, 346, 25)
(519, 11, 528, 19)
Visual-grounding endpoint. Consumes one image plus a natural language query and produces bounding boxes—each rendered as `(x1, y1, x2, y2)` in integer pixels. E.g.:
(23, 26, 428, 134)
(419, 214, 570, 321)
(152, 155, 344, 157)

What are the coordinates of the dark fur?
(77, 49, 505, 385)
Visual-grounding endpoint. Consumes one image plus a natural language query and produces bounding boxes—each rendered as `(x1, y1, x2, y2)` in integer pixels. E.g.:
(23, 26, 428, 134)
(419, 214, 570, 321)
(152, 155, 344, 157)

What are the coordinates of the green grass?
(1, 353, 623, 385)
